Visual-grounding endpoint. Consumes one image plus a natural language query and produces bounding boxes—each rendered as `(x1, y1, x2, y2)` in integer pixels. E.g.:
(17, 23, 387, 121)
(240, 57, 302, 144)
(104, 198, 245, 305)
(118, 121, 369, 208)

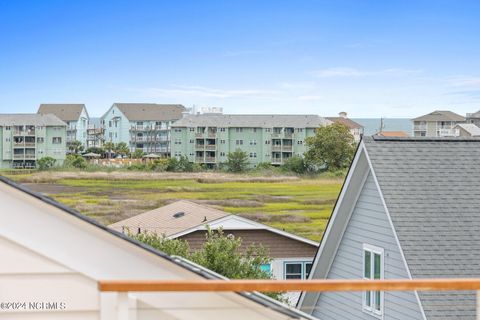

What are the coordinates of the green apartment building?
(0, 114, 67, 169)
(37, 104, 89, 150)
(170, 114, 329, 167)
(101, 103, 186, 156)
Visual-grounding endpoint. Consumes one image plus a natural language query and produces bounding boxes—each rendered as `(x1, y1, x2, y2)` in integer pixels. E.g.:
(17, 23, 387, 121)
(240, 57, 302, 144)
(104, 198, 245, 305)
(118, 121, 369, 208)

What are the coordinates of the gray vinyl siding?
(313, 172, 424, 320)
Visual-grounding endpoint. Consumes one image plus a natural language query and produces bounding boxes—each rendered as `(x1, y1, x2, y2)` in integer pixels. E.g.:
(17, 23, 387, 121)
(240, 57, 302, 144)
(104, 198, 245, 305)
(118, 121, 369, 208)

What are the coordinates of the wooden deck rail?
(98, 278, 480, 292)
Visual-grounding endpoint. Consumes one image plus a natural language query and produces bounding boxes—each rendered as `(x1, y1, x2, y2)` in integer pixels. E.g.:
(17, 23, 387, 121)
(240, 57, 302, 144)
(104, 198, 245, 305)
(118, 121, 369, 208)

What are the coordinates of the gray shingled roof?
(0, 113, 66, 126)
(172, 114, 328, 128)
(455, 123, 480, 136)
(412, 110, 465, 122)
(38, 104, 87, 121)
(364, 136, 480, 320)
(113, 103, 186, 121)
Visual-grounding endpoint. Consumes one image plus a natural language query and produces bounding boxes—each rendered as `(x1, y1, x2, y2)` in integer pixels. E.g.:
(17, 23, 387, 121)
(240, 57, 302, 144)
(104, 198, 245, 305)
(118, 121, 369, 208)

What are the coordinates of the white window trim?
(362, 243, 384, 319)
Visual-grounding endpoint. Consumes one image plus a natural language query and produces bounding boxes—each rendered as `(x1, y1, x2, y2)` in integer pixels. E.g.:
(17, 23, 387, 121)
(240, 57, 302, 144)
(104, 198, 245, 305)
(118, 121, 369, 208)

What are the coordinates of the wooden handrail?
(98, 278, 480, 292)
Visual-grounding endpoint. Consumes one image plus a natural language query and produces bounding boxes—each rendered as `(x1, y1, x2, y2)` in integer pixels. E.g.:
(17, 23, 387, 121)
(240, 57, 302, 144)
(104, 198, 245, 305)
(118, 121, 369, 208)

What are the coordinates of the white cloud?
(132, 85, 278, 99)
(298, 95, 323, 101)
(311, 67, 422, 78)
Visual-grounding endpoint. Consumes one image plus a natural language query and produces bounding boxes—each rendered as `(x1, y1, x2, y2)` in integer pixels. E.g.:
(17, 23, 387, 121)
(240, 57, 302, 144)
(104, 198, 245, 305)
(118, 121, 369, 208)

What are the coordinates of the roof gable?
(412, 110, 465, 122)
(325, 117, 363, 129)
(37, 104, 87, 121)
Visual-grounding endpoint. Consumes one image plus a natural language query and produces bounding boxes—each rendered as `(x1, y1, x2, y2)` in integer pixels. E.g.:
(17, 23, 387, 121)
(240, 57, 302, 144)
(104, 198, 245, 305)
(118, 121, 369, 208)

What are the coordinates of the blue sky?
(1, 0, 479, 117)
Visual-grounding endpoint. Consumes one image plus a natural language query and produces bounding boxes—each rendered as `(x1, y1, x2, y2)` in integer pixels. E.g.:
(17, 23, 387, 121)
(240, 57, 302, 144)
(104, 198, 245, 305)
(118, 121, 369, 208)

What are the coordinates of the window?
(175, 128, 182, 132)
(220, 128, 226, 132)
(253, 128, 257, 132)
(260, 263, 271, 274)
(52, 137, 62, 144)
(235, 128, 243, 132)
(37, 137, 44, 143)
(220, 152, 226, 156)
(297, 140, 303, 145)
(190, 127, 195, 132)
(265, 140, 271, 144)
(284, 261, 312, 279)
(220, 139, 226, 144)
(363, 244, 384, 316)
(236, 140, 243, 145)
(189, 139, 194, 143)
(250, 140, 257, 145)
(109, 121, 112, 128)
(6, 126, 10, 130)
(249, 152, 257, 158)
(265, 128, 271, 132)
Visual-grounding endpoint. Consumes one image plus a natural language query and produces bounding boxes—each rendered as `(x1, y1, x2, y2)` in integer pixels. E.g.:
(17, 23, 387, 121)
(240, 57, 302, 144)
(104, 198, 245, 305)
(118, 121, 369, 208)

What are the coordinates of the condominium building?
(412, 110, 465, 137)
(0, 114, 66, 169)
(101, 103, 186, 156)
(170, 114, 329, 167)
(37, 104, 89, 149)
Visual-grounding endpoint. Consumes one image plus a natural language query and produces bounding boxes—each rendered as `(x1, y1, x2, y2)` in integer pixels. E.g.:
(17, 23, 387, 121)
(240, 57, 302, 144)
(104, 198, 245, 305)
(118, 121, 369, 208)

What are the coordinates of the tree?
(85, 146, 105, 157)
(37, 156, 56, 170)
(114, 142, 130, 157)
(305, 123, 356, 171)
(68, 140, 84, 154)
(104, 141, 115, 159)
(281, 155, 309, 174)
(224, 149, 250, 173)
(131, 148, 145, 159)
(129, 228, 284, 301)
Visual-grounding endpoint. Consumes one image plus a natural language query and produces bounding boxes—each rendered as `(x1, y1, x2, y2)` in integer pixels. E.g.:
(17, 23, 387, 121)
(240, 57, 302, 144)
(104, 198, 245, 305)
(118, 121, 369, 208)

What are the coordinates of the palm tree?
(104, 141, 115, 159)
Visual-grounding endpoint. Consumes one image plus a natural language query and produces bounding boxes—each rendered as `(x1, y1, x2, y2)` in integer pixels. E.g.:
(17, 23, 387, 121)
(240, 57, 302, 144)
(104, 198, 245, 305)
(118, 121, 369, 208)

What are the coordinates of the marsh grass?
(8, 171, 343, 241)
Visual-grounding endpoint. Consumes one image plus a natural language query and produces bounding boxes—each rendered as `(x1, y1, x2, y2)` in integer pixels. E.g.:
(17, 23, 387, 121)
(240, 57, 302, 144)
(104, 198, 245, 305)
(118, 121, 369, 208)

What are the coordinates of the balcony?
(130, 126, 144, 131)
(195, 157, 204, 163)
(271, 158, 282, 164)
(195, 144, 205, 150)
(195, 132, 205, 138)
(438, 129, 457, 137)
(24, 154, 36, 159)
(205, 157, 216, 163)
(24, 142, 36, 147)
(413, 125, 427, 131)
(282, 145, 293, 151)
(13, 154, 25, 159)
(205, 144, 216, 151)
(284, 132, 294, 138)
(272, 145, 282, 151)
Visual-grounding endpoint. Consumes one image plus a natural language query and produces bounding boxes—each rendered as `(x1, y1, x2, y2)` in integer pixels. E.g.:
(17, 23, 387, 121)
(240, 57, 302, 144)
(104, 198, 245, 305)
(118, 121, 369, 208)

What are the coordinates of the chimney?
(339, 111, 347, 118)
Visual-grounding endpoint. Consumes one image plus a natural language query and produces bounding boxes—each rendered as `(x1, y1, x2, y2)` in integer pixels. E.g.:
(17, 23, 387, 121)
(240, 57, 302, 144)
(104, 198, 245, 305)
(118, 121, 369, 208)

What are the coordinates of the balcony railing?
(282, 145, 293, 151)
(195, 132, 205, 137)
(413, 125, 427, 131)
(284, 132, 294, 138)
(13, 154, 25, 159)
(205, 144, 216, 150)
(195, 157, 204, 163)
(271, 158, 282, 164)
(24, 154, 36, 159)
(272, 145, 282, 151)
(438, 128, 458, 137)
(98, 278, 480, 319)
(205, 156, 216, 163)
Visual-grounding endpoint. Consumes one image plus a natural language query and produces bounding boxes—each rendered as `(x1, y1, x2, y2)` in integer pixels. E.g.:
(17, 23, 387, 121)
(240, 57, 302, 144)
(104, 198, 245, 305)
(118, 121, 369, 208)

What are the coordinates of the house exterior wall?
(179, 229, 317, 258)
(65, 107, 89, 149)
(313, 173, 423, 320)
(0, 125, 66, 169)
(170, 125, 315, 167)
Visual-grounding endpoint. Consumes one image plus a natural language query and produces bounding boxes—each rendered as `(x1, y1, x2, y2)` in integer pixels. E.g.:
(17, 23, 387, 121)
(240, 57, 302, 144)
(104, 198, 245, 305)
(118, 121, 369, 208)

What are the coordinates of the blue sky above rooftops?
(0, 0, 479, 117)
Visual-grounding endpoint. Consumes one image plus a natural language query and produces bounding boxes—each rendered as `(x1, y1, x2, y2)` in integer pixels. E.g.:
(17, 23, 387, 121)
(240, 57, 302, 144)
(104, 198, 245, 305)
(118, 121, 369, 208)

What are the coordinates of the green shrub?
(64, 154, 87, 169)
(37, 156, 56, 170)
(281, 155, 308, 174)
(147, 159, 169, 171)
(224, 149, 250, 173)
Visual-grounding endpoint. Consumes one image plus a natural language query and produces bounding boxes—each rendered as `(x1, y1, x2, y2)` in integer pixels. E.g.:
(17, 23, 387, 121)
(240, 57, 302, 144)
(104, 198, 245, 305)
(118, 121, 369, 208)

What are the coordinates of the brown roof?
(325, 117, 363, 129)
(37, 104, 87, 121)
(113, 103, 186, 121)
(375, 131, 409, 137)
(109, 200, 228, 236)
(412, 110, 465, 122)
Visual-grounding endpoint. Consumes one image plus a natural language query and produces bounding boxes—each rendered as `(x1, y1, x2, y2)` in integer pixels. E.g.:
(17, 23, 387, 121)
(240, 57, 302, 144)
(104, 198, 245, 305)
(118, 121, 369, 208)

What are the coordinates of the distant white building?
(326, 112, 364, 142)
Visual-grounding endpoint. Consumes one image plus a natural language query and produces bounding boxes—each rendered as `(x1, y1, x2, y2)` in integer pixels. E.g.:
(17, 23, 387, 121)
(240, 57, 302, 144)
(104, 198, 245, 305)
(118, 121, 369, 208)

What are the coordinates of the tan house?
(412, 110, 465, 137)
(110, 200, 319, 283)
(0, 177, 316, 320)
(326, 112, 364, 142)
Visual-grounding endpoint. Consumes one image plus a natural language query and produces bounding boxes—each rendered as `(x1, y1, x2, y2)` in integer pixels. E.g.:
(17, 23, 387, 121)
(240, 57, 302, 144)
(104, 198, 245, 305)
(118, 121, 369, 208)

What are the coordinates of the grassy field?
(5, 171, 343, 241)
